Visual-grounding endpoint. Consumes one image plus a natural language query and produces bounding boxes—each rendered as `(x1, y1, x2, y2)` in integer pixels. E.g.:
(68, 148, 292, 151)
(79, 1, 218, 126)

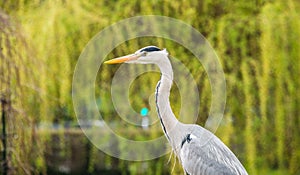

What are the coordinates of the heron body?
(105, 46, 248, 175)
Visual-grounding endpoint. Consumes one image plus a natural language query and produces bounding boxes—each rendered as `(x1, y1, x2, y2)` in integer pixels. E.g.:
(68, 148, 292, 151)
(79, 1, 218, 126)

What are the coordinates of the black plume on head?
(139, 46, 161, 52)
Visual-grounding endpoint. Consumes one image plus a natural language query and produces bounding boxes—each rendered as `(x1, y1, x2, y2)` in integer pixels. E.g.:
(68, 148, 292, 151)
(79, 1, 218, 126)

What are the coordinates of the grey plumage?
(155, 75, 248, 175)
(179, 125, 248, 175)
(162, 121, 248, 175)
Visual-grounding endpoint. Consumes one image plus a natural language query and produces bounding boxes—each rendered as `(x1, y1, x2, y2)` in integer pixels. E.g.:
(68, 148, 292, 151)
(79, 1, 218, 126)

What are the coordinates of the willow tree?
(260, 1, 300, 173)
(1, 0, 300, 174)
(0, 10, 41, 174)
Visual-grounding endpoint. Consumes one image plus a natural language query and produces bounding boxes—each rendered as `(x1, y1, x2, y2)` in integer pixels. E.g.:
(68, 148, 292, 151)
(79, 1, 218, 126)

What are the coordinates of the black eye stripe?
(140, 46, 161, 52)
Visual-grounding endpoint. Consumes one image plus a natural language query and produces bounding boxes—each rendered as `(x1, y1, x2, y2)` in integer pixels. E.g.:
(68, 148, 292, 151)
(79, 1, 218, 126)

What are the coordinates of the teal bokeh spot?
(140, 107, 149, 116)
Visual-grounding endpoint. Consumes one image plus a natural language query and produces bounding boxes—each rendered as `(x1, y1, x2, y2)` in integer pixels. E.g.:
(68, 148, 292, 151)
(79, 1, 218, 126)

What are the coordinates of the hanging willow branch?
(0, 10, 40, 175)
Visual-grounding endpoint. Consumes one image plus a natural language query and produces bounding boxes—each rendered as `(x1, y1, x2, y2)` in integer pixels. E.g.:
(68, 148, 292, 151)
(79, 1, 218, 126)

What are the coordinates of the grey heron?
(105, 46, 248, 175)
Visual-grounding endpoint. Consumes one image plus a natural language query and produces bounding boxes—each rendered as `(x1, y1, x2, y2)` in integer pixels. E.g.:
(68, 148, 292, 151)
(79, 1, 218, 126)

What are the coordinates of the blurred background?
(0, 0, 300, 174)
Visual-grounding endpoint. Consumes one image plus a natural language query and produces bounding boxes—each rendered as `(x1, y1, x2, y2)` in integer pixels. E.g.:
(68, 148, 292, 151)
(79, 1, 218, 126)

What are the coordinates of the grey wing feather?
(180, 134, 248, 175)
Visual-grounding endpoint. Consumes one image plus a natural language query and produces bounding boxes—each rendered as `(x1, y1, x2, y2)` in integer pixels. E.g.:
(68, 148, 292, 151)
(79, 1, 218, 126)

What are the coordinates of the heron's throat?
(155, 58, 178, 141)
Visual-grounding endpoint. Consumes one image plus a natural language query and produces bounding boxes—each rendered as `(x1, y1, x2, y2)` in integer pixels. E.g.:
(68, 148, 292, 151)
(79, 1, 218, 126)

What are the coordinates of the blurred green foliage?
(0, 0, 300, 174)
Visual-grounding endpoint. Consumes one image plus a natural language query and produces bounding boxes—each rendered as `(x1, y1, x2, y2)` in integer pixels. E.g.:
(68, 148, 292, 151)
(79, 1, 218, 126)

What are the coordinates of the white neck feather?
(155, 57, 179, 142)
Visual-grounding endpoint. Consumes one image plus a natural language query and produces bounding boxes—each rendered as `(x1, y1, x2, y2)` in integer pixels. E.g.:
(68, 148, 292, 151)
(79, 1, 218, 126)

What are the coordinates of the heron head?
(104, 46, 168, 65)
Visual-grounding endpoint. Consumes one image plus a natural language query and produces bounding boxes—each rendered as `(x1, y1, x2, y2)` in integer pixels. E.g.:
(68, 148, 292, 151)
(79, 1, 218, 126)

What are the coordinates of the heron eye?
(142, 52, 147, 56)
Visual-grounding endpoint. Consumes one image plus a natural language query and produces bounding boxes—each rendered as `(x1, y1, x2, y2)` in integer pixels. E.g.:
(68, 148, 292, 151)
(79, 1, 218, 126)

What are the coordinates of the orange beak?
(104, 54, 139, 64)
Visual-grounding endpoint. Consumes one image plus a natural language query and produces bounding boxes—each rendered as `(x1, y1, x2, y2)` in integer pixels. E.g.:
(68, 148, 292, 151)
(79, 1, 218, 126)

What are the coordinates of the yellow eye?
(142, 52, 147, 56)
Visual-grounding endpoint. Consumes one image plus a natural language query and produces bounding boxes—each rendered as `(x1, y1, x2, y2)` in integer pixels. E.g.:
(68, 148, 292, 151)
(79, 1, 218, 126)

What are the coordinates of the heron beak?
(104, 54, 139, 64)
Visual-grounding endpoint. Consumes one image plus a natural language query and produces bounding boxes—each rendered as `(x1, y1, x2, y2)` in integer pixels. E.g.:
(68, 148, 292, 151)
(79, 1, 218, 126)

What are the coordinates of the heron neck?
(155, 58, 178, 141)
